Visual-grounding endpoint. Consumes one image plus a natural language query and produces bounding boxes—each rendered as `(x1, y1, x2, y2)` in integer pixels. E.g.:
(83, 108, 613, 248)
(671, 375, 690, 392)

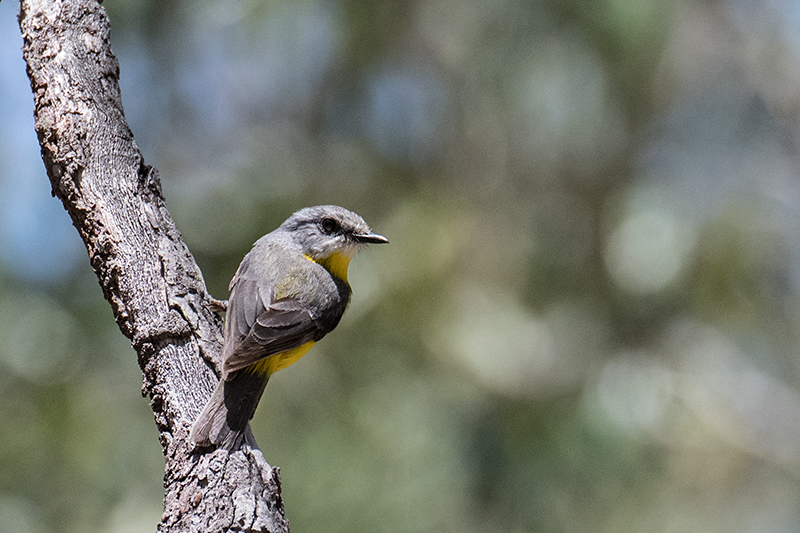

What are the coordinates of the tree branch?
(18, 1, 289, 531)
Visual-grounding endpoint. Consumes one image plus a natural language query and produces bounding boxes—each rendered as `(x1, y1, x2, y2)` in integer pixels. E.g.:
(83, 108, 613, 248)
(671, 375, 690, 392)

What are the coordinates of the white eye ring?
(320, 218, 339, 234)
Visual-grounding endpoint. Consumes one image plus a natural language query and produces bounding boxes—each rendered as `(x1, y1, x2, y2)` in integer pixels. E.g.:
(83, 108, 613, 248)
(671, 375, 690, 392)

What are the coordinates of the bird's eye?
(320, 217, 339, 234)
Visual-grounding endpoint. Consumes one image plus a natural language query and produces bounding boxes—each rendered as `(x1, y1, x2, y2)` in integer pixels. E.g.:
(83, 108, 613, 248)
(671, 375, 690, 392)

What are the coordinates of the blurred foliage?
(3, 0, 800, 531)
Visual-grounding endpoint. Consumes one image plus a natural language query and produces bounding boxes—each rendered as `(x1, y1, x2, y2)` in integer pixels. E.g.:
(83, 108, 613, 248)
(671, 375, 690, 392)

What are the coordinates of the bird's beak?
(354, 232, 389, 244)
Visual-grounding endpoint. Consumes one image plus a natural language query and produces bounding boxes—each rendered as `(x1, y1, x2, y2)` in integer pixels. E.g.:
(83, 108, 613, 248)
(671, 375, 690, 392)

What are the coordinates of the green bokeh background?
(3, 0, 800, 531)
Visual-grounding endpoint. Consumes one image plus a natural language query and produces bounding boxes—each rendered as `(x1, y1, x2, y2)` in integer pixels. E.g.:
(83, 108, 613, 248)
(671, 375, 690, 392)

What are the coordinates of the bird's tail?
(190, 370, 269, 451)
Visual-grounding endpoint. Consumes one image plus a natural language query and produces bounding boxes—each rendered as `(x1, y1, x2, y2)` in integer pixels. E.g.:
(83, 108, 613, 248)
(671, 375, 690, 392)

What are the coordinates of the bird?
(190, 205, 388, 450)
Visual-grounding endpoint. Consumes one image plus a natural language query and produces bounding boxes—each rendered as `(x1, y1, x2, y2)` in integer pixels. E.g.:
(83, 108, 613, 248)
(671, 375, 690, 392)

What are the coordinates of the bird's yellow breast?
(249, 341, 316, 377)
(305, 251, 353, 284)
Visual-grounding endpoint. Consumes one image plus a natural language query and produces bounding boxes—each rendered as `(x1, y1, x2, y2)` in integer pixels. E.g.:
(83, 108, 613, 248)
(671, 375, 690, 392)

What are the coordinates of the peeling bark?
(18, 1, 289, 531)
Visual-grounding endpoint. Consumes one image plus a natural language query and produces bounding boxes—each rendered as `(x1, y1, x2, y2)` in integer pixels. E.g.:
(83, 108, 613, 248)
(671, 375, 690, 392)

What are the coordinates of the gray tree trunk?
(18, 1, 289, 531)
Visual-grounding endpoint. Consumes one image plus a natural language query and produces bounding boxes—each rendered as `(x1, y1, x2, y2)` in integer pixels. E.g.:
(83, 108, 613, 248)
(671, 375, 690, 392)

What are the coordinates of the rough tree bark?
(18, 0, 290, 531)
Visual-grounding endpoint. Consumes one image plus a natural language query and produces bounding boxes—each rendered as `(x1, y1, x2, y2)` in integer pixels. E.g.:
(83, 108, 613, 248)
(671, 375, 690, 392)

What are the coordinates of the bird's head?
(281, 205, 388, 282)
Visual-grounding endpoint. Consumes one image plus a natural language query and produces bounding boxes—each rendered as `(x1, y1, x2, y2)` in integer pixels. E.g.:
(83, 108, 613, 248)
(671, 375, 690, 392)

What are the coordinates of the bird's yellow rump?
(249, 341, 316, 377)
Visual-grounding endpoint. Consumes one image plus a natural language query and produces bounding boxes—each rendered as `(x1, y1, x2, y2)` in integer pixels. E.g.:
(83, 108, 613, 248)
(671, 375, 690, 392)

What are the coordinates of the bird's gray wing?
(225, 279, 266, 342)
(222, 296, 322, 376)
